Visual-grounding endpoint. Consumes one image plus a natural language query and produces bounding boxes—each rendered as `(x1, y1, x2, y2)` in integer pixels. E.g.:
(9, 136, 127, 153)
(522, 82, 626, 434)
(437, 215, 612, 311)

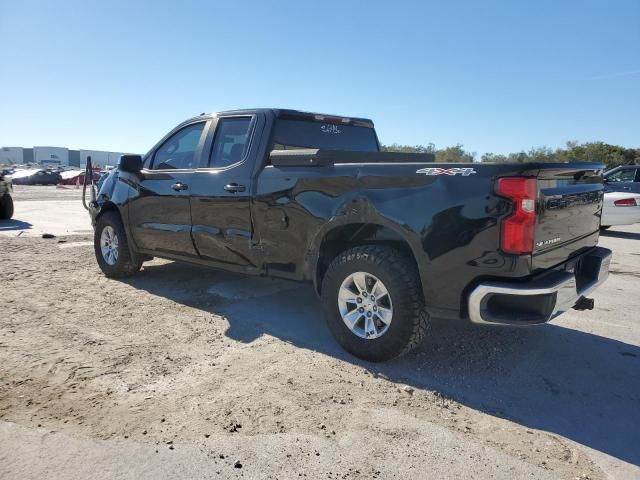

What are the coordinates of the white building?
(79, 150, 128, 168)
(33, 146, 69, 167)
(1, 145, 134, 168)
(0, 147, 24, 165)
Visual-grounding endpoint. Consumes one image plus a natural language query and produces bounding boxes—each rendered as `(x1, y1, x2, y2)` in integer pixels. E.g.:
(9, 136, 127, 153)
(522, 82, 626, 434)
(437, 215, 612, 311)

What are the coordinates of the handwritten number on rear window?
(321, 124, 342, 134)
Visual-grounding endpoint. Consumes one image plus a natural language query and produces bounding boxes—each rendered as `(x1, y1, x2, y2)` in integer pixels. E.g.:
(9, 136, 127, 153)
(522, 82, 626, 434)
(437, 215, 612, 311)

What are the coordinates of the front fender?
(90, 170, 137, 239)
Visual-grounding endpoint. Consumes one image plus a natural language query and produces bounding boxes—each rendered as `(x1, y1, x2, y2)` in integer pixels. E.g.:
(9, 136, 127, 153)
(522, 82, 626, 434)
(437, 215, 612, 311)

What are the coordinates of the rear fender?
(306, 204, 433, 304)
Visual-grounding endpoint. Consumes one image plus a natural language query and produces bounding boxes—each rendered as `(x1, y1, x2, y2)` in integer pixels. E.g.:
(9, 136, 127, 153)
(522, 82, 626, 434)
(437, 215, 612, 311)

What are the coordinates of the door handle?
(171, 182, 188, 191)
(224, 183, 246, 193)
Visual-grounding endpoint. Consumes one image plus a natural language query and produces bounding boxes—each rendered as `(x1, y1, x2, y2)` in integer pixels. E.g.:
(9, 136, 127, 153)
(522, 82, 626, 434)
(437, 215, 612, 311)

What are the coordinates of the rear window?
(271, 119, 379, 152)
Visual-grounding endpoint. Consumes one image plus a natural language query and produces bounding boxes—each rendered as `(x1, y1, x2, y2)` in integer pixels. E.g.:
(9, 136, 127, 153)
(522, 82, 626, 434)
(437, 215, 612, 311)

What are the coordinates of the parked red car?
(59, 169, 101, 185)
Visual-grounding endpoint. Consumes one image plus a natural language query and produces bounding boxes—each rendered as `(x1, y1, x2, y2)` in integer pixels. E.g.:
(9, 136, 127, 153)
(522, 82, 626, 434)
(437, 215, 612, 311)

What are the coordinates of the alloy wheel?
(337, 272, 393, 339)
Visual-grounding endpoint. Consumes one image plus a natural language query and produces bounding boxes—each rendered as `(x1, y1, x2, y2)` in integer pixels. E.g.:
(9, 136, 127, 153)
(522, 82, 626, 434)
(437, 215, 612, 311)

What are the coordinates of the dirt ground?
(1, 186, 639, 479)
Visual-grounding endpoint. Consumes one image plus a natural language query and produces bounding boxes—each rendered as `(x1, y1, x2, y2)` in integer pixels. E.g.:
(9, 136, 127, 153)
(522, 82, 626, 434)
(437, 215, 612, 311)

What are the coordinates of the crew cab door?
(128, 120, 208, 257)
(189, 114, 262, 272)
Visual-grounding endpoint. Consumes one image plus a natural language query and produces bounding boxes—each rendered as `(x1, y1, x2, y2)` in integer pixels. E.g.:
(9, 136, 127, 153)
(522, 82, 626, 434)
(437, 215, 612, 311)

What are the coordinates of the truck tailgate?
(532, 165, 604, 270)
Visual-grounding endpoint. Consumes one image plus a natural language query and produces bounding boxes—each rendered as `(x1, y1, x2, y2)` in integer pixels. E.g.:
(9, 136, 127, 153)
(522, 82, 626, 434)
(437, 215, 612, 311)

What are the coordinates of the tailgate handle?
(224, 183, 246, 193)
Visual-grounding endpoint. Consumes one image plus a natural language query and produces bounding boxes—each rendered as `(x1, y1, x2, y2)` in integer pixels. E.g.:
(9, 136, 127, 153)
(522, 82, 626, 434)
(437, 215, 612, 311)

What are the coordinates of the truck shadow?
(124, 260, 640, 468)
(0, 219, 33, 231)
(600, 229, 640, 240)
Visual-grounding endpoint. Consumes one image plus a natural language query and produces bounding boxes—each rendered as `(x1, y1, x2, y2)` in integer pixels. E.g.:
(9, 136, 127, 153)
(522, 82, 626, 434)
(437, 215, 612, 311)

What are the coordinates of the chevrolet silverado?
(86, 109, 612, 361)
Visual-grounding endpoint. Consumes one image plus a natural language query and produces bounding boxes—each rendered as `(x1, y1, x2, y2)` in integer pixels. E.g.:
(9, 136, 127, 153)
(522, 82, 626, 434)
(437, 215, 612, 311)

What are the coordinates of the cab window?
(152, 122, 206, 170)
(271, 119, 379, 152)
(208, 117, 253, 168)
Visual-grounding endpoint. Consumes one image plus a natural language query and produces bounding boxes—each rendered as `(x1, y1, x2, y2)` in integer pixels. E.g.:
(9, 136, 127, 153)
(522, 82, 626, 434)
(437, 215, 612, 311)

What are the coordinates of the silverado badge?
(536, 237, 562, 247)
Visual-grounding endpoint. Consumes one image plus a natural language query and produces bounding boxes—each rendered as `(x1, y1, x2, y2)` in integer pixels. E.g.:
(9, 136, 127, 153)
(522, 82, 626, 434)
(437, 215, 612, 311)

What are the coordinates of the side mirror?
(118, 155, 143, 174)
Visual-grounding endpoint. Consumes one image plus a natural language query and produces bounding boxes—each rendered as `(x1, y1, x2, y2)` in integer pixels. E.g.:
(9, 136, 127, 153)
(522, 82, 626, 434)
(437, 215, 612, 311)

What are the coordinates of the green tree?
(481, 152, 508, 163)
(383, 143, 475, 162)
(382, 143, 435, 154)
(480, 142, 639, 168)
(562, 141, 638, 168)
(434, 144, 475, 163)
(384, 141, 638, 169)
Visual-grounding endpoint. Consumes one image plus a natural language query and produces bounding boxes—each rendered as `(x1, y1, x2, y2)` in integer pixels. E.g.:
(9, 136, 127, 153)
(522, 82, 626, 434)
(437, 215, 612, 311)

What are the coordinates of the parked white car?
(601, 192, 640, 229)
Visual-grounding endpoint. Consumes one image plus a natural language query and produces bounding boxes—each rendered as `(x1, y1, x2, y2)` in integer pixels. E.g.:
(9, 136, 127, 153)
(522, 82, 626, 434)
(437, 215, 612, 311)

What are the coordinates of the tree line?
(382, 141, 640, 169)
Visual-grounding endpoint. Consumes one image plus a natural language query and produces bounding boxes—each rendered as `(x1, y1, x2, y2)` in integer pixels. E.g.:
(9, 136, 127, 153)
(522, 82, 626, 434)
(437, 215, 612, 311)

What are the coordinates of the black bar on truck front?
(81, 155, 95, 211)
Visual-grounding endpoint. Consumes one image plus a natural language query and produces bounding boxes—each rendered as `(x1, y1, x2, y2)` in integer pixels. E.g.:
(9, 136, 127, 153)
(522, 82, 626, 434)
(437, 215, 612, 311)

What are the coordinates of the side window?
(152, 122, 205, 170)
(606, 168, 636, 183)
(209, 117, 252, 168)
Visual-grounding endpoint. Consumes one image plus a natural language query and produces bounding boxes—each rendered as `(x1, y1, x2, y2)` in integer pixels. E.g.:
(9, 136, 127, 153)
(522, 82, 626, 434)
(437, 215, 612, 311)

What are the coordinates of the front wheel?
(0, 193, 14, 219)
(94, 211, 142, 278)
(321, 245, 430, 362)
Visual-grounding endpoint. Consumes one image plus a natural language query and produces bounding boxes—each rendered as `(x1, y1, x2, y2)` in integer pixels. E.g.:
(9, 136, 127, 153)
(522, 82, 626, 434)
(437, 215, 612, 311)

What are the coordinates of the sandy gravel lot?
(1, 186, 639, 479)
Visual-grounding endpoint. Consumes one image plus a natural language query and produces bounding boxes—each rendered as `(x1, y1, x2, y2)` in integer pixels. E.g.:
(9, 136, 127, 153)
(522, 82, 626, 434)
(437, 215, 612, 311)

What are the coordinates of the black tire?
(94, 211, 142, 278)
(0, 194, 14, 219)
(321, 245, 430, 362)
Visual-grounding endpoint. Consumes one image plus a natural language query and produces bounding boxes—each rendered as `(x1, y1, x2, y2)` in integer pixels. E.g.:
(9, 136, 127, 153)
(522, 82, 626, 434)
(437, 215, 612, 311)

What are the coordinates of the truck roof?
(187, 108, 375, 128)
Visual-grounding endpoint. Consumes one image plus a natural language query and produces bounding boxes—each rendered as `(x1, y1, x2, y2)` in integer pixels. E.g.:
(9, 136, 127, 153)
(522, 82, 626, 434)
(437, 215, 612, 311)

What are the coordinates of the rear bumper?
(468, 246, 612, 325)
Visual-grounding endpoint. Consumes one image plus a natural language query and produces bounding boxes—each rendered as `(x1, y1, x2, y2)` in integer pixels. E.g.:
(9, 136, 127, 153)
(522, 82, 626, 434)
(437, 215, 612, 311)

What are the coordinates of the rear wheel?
(94, 211, 142, 278)
(0, 194, 13, 219)
(321, 245, 430, 362)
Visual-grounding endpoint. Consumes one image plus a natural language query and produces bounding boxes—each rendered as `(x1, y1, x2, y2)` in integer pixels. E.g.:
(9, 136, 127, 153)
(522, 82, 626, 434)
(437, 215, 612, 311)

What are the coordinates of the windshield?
(271, 119, 379, 152)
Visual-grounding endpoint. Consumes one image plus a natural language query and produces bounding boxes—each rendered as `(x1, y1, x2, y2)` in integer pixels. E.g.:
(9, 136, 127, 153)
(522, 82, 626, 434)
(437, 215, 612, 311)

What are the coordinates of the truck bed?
(270, 149, 435, 166)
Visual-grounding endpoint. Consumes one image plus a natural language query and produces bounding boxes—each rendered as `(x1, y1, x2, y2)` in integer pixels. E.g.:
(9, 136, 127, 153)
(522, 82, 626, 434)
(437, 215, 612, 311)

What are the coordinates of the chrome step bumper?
(468, 247, 612, 325)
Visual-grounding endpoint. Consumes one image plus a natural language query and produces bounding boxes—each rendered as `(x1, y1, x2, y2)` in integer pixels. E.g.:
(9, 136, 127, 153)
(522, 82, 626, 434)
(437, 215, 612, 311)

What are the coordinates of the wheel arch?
(309, 220, 429, 297)
(95, 200, 120, 219)
(93, 200, 123, 230)
(94, 200, 139, 255)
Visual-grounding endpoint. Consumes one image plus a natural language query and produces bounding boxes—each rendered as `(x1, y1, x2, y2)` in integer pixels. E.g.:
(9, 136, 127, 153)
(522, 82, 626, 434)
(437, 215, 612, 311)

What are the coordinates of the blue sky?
(1, 0, 638, 157)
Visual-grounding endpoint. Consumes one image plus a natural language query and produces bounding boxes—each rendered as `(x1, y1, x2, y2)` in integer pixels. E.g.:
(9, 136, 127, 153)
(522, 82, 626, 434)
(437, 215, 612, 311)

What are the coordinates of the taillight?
(614, 198, 638, 207)
(495, 177, 537, 255)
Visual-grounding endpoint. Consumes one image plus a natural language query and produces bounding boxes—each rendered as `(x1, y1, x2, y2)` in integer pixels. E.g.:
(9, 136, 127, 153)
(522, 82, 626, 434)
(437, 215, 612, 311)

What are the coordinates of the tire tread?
(0, 194, 13, 220)
(322, 245, 430, 361)
(95, 211, 142, 278)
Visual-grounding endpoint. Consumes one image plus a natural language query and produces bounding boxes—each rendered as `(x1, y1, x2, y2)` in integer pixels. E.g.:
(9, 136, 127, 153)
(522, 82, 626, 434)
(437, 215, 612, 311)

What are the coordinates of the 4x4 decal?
(416, 167, 477, 176)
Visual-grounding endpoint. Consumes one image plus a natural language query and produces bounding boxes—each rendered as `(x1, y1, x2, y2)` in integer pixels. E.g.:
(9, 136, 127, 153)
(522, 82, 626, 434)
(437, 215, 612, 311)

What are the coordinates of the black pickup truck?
(87, 108, 612, 361)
